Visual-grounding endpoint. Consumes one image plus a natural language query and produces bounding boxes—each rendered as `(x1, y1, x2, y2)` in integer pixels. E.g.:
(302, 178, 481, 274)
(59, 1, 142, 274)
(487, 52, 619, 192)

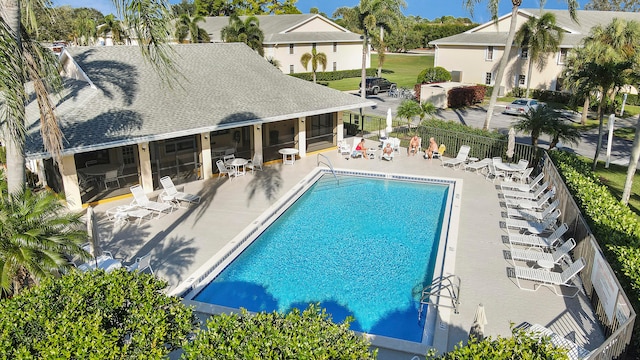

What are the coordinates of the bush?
(0, 269, 197, 359)
(181, 304, 377, 359)
(447, 85, 486, 108)
(290, 68, 377, 82)
(417, 66, 452, 84)
(549, 151, 640, 356)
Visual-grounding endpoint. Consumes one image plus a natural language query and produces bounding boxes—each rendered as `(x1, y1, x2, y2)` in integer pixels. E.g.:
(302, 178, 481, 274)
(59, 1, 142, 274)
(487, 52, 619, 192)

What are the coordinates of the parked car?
(503, 98, 540, 116)
(359, 77, 397, 95)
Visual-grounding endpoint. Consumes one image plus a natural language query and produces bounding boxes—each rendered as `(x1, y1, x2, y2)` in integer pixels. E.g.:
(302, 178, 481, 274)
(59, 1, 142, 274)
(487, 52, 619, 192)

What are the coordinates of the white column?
(60, 155, 82, 210)
(200, 133, 212, 179)
(297, 117, 306, 157)
(253, 124, 263, 157)
(138, 142, 153, 192)
(336, 111, 344, 143)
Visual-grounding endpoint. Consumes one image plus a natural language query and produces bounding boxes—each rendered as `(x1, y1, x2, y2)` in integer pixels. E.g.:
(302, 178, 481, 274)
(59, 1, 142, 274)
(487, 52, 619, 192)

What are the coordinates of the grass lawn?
(591, 159, 640, 218)
(326, 53, 434, 91)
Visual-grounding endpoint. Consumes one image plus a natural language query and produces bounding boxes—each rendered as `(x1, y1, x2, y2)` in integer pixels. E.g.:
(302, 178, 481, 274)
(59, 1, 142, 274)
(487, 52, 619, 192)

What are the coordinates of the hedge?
(290, 68, 378, 82)
(507, 87, 572, 104)
(549, 151, 640, 356)
(447, 86, 486, 108)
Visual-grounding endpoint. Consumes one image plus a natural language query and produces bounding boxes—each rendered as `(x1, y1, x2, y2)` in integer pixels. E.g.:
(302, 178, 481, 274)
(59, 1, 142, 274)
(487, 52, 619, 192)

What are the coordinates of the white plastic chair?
(216, 159, 236, 180)
(126, 253, 154, 274)
(129, 185, 173, 216)
(160, 176, 201, 206)
(247, 154, 263, 173)
(508, 223, 569, 249)
(442, 145, 470, 169)
(338, 141, 351, 155)
(103, 169, 121, 189)
(510, 237, 576, 264)
(514, 257, 585, 297)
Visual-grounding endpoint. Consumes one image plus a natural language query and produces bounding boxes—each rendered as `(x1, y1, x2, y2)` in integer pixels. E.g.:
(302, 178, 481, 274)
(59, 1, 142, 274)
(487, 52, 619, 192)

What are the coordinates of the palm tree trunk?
(483, 5, 519, 130)
(525, 57, 533, 98)
(581, 97, 589, 125)
(377, 26, 384, 77)
(360, 34, 368, 100)
(312, 71, 316, 83)
(622, 114, 640, 204)
(593, 96, 606, 171)
(2, 0, 26, 194)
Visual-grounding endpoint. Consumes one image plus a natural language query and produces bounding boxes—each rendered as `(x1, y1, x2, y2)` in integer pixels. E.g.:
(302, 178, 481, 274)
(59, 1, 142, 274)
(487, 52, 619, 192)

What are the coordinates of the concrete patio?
(91, 138, 605, 359)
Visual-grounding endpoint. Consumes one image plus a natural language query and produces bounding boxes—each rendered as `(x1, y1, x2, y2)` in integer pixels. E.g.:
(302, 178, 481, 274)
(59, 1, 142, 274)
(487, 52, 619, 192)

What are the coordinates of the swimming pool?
(180, 168, 461, 353)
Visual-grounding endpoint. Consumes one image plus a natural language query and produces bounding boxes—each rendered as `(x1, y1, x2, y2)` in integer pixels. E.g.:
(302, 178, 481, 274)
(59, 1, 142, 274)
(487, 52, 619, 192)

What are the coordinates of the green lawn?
(326, 53, 434, 91)
(591, 160, 640, 218)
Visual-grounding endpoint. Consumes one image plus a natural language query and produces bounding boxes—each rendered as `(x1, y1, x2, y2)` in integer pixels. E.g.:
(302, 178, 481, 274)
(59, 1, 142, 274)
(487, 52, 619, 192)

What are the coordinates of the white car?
(504, 98, 540, 116)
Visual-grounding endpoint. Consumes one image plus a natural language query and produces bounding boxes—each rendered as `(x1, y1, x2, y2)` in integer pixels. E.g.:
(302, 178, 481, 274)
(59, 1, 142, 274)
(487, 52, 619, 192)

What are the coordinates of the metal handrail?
(316, 153, 339, 185)
(418, 274, 461, 320)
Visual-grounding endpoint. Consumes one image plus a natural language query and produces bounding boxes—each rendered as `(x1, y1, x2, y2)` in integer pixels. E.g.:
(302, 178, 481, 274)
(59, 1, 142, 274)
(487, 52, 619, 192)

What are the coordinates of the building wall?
(268, 41, 366, 74)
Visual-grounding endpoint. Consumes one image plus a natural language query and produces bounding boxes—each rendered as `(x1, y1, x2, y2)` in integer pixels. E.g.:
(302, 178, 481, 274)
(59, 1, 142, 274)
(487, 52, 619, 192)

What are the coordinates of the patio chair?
(511, 167, 534, 184)
(126, 253, 154, 275)
(502, 181, 550, 200)
(514, 257, 585, 297)
(510, 237, 576, 264)
(505, 186, 555, 209)
(500, 172, 544, 192)
(524, 323, 594, 360)
(103, 169, 121, 189)
(442, 145, 470, 169)
(160, 176, 201, 206)
(350, 137, 364, 158)
(485, 162, 506, 182)
(505, 209, 561, 235)
(223, 154, 235, 162)
(464, 157, 490, 174)
(129, 185, 173, 216)
(216, 160, 237, 180)
(247, 153, 263, 173)
(338, 141, 351, 156)
(507, 199, 560, 221)
(431, 144, 446, 162)
(508, 223, 569, 249)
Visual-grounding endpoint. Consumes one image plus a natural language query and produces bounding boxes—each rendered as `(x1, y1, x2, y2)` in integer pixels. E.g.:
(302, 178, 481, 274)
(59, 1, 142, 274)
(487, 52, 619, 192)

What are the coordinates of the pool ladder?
(418, 274, 461, 321)
(316, 153, 339, 185)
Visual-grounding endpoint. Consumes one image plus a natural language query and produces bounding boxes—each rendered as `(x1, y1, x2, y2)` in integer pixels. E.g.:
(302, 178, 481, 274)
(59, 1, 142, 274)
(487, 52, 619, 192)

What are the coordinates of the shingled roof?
(24, 43, 373, 159)
(430, 9, 640, 47)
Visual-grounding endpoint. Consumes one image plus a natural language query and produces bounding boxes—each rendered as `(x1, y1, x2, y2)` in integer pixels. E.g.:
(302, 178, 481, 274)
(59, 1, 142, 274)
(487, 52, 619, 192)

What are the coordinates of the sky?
(53, 0, 576, 24)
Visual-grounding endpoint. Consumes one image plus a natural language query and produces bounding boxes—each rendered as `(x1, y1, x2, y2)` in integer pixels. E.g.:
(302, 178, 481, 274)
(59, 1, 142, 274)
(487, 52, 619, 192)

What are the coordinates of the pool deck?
(92, 139, 604, 359)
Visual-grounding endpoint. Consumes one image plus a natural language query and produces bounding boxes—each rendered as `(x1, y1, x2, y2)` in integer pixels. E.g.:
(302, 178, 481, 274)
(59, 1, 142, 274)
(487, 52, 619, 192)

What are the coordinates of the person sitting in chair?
(354, 138, 368, 159)
(408, 135, 420, 156)
(426, 137, 439, 159)
(382, 143, 394, 160)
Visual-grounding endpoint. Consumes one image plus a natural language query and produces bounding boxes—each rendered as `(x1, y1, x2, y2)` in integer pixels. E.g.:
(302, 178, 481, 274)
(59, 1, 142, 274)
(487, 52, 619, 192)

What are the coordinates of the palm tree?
(221, 14, 265, 56)
(266, 56, 281, 68)
(175, 13, 210, 43)
(333, 0, 406, 100)
(514, 12, 563, 99)
(300, 48, 327, 83)
(0, 0, 175, 194)
(512, 104, 555, 149)
(463, 0, 578, 130)
(419, 102, 438, 124)
(546, 118, 581, 150)
(99, 14, 126, 45)
(0, 185, 87, 297)
(396, 99, 421, 133)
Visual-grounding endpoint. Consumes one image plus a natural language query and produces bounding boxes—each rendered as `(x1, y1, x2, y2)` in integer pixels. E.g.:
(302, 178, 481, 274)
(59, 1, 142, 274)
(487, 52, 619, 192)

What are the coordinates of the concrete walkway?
(92, 143, 604, 359)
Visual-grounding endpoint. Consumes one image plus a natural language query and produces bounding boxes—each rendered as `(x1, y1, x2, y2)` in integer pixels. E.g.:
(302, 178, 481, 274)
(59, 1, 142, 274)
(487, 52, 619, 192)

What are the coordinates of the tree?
(417, 66, 452, 84)
(463, 0, 578, 130)
(221, 14, 265, 56)
(546, 118, 581, 150)
(585, 0, 640, 11)
(99, 14, 126, 45)
(172, 0, 196, 16)
(333, 0, 406, 100)
(181, 304, 377, 359)
(0, 185, 87, 297)
(512, 104, 580, 153)
(266, 56, 281, 68)
(562, 18, 640, 170)
(1, 0, 176, 195)
(514, 12, 563, 99)
(175, 13, 211, 43)
(300, 48, 327, 83)
(622, 115, 640, 204)
(0, 270, 197, 357)
(396, 99, 422, 133)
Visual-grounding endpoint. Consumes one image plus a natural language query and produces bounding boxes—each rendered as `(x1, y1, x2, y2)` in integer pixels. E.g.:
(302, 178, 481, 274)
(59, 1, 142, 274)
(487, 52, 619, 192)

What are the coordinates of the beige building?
(198, 14, 368, 74)
(430, 9, 640, 95)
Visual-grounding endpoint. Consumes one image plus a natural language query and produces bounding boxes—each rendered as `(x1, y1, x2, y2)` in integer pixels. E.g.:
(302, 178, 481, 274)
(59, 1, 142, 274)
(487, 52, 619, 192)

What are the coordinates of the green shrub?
(447, 86, 486, 107)
(417, 66, 452, 84)
(290, 68, 377, 82)
(0, 269, 197, 359)
(549, 151, 640, 355)
(181, 304, 377, 359)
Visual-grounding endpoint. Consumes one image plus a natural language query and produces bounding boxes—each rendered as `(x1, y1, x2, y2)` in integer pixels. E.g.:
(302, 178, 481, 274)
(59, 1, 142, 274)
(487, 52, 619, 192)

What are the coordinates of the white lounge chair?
(160, 176, 201, 207)
(216, 159, 237, 180)
(502, 181, 550, 200)
(515, 257, 585, 297)
(442, 145, 470, 169)
(350, 137, 364, 158)
(508, 223, 569, 249)
(129, 185, 173, 216)
(525, 323, 593, 360)
(511, 166, 534, 184)
(431, 144, 445, 161)
(464, 157, 491, 174)
(510, 237, 576, 264)
(500, 172, 544, 192)
(505, 186, 555, 209)
(126, 253, 154, 275)
(505, 209, 561, 234)
(247, 153, 263, 173)
(507, 199, 560, 221)
(381, 149, 394, 161)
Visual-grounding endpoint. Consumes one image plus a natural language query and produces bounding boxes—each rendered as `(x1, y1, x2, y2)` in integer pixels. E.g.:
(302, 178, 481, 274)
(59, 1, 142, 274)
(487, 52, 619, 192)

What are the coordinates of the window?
(289, 65, 294, 74)
(558, 48, 568, 64)
(518, 75, 526, 86)
(122, 145, 135, 165)
(333, 42, 337, 52)
(485, 72, 493, 85)
(333, 62, 337, 71)
(312, 43, 316, 50)
(486, 46, 494, 61)
(520, 47, 529, 59)
(289, 44, 294, 54)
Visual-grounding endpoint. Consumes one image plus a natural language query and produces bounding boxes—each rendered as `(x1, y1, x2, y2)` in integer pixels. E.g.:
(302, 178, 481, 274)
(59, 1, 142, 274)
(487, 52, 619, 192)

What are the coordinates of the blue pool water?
(194, 175, 449, 342)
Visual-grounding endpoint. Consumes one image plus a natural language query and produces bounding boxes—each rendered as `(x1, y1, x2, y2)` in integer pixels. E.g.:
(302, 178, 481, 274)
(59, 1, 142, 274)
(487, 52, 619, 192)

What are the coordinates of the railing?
(418, 274, 461, 320)
(316, 153, 339, 185)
